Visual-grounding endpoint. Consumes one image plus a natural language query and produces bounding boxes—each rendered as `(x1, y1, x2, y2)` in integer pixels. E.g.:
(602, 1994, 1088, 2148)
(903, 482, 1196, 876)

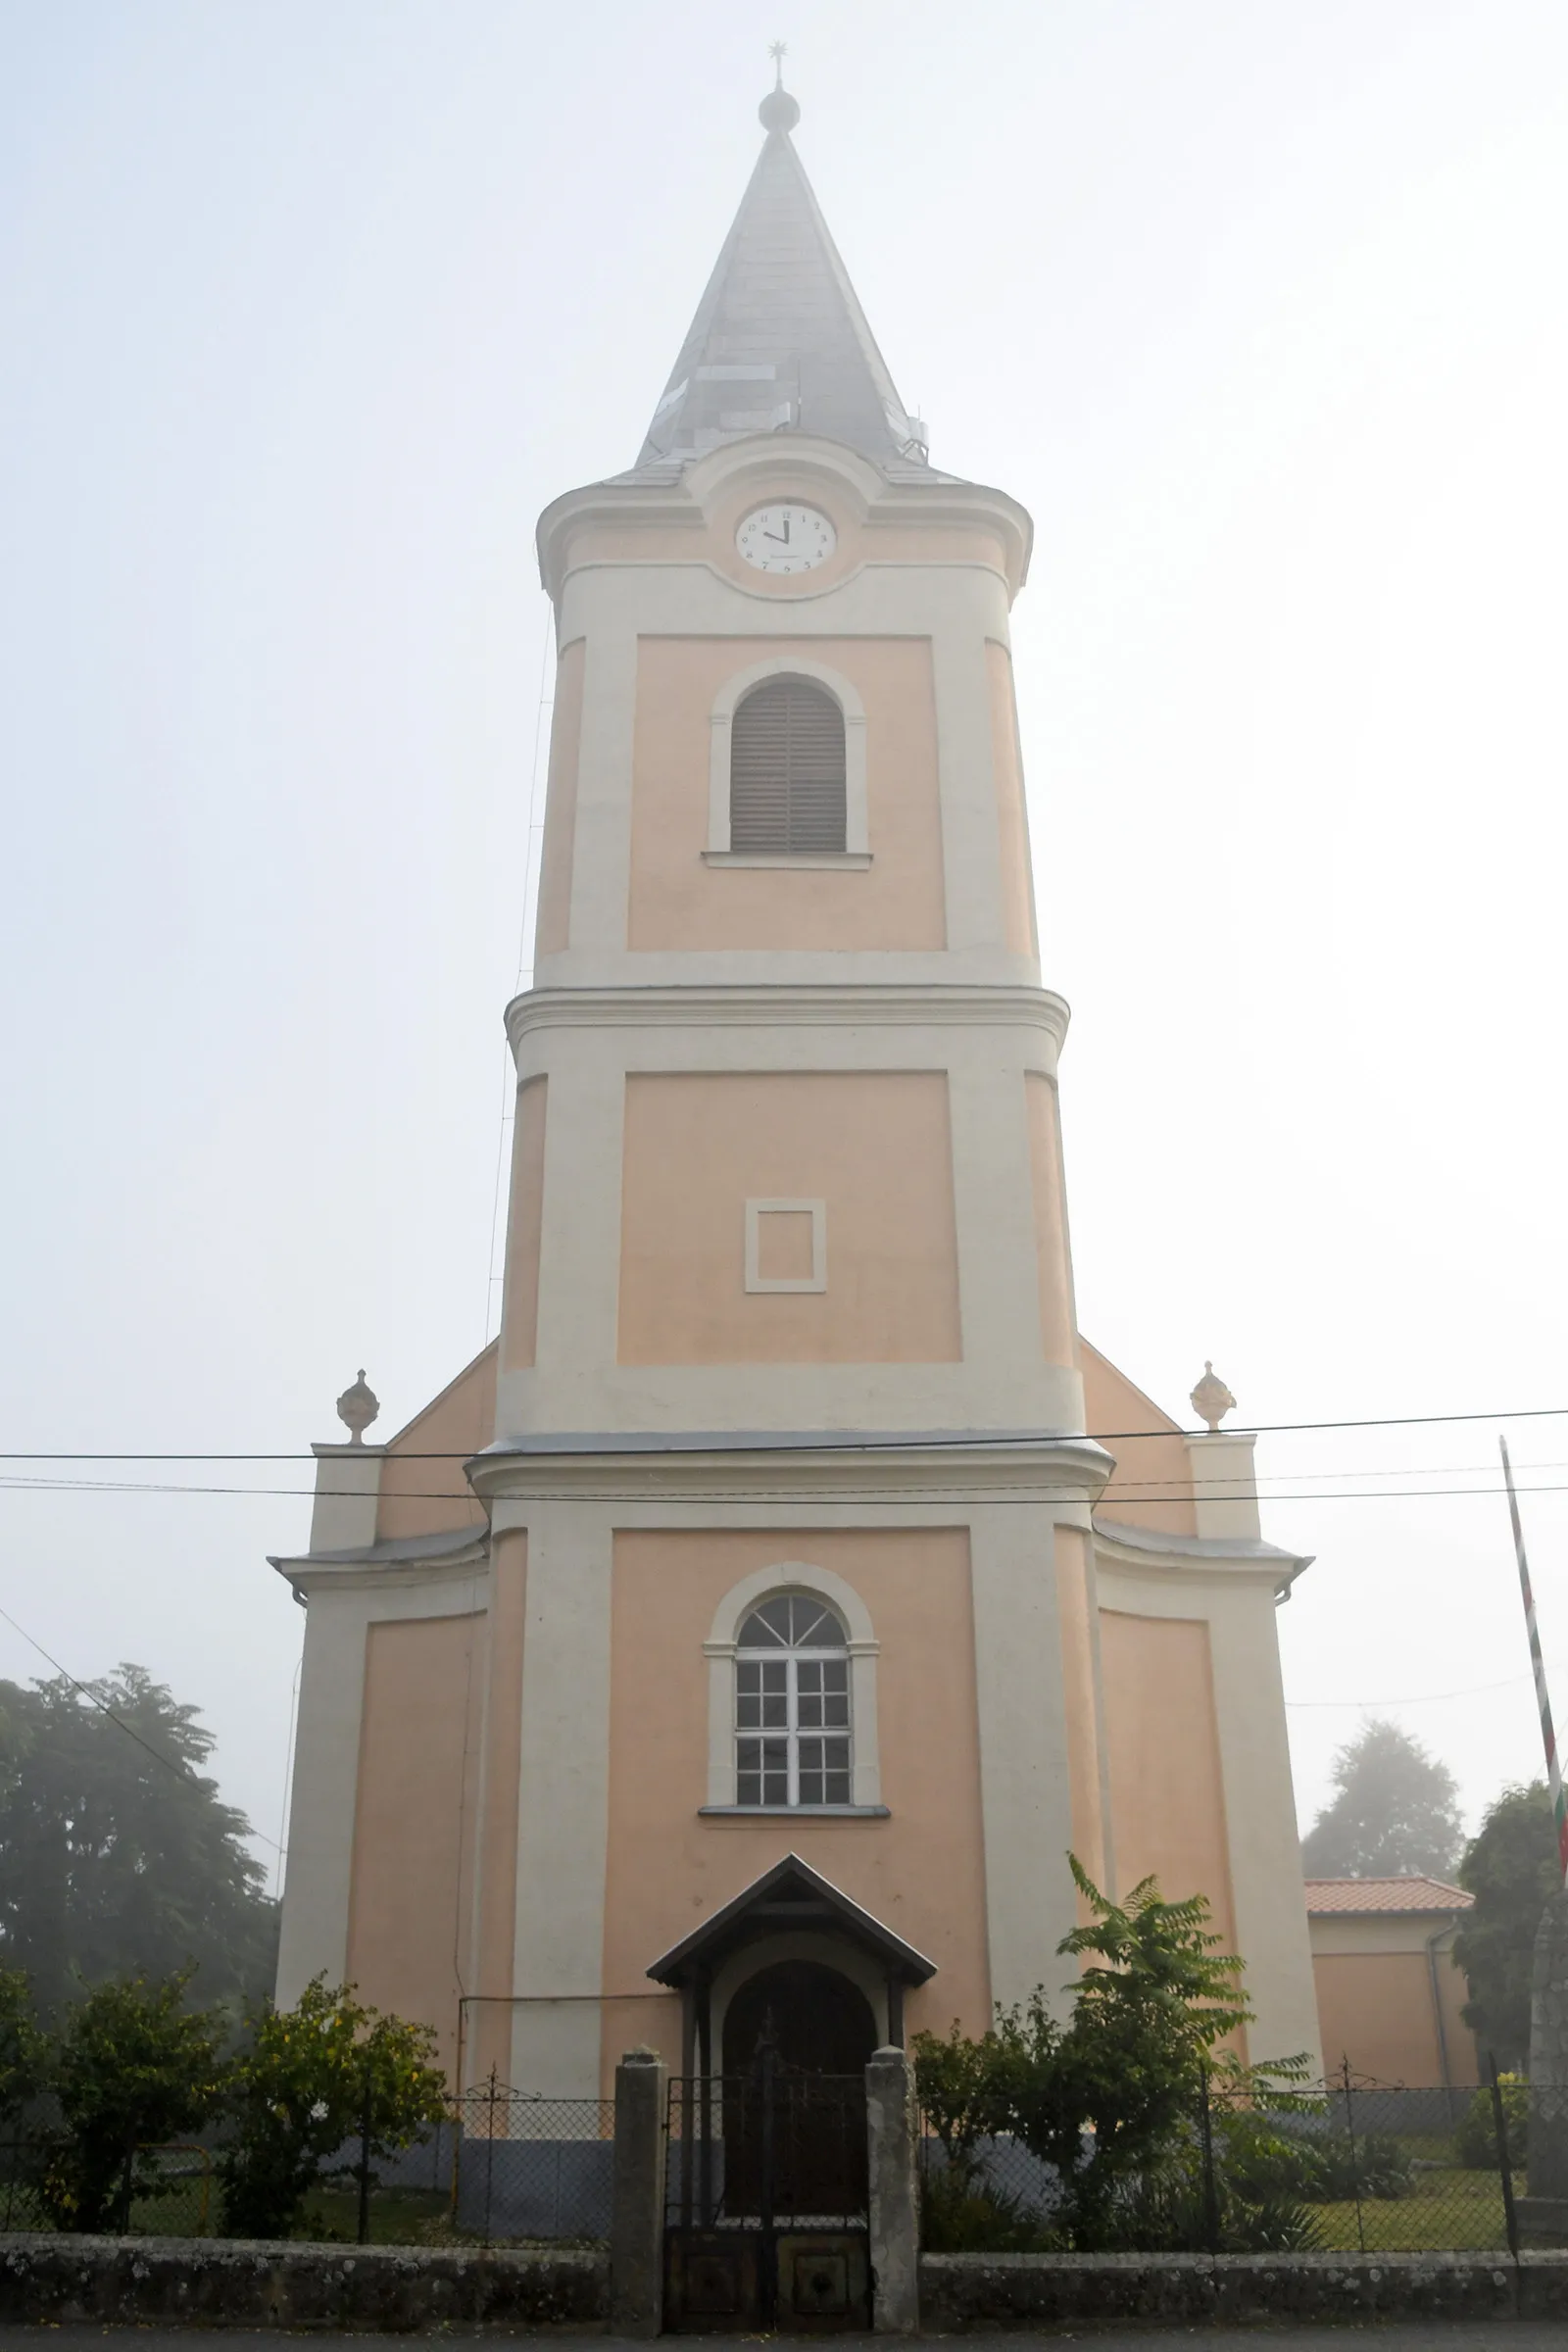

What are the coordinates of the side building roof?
(1304, 1876, 1474, 1915)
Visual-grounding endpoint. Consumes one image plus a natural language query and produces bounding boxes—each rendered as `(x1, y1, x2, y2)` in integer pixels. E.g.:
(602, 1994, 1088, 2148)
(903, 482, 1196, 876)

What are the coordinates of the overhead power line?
(3, 1398, 1568, 1462)
(4, 1474, 1568, 1507)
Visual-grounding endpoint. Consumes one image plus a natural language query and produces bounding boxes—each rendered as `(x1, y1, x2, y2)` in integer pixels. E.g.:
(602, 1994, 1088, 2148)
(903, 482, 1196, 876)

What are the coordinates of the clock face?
(736, 503, 837, 575)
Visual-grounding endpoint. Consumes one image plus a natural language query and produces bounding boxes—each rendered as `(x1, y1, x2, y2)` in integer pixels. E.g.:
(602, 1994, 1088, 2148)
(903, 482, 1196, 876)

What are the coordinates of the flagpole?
(1501, 1435, 1568, 1886)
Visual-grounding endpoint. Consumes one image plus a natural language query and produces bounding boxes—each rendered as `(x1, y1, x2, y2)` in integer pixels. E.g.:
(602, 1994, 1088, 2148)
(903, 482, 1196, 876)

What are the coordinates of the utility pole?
(1501, 1438, 1568, 1884)
(1502, 1437, 1568, 2237)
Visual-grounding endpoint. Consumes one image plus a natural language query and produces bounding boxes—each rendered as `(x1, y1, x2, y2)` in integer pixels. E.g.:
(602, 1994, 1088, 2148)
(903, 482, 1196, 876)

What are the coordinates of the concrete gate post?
(610, 2047, 667, 2336)
(866, 2043, 919, 2334)
(1521, 1892, 1568, 2243)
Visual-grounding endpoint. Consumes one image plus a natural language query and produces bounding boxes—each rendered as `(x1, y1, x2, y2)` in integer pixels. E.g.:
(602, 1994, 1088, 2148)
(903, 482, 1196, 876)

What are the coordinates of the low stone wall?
(921, 2248, 1568, 2329)
(0, 2235, 607, 2330)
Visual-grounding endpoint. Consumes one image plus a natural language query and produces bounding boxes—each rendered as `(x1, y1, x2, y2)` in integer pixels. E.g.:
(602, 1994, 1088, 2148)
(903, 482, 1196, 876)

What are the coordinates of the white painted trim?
(705, 1561, 877, 1649)
(273, 1567, 487, 2009)
(702, 851, 872, 871)
(969, 1506, 1081, 2017)
(507, 1500, 613, 2097)
(703, 1560, 881, 1810)
(706, 655, 869, 857)
(1089, 1544, 1324, 2075)
(744, 1198, 827, 1294)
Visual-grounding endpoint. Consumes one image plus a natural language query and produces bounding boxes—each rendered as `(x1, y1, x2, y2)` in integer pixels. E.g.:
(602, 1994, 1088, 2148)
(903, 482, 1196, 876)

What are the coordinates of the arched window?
(735, 1592, 852, 1807)
(729, 678, 847, 855)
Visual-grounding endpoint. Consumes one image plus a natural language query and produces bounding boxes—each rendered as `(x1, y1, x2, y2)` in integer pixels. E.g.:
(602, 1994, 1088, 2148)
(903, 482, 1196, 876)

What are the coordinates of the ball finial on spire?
(760, 41, 801, 132)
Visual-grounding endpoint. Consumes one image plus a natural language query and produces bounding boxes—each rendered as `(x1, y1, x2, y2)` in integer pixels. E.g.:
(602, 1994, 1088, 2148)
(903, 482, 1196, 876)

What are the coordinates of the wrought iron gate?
(663, 2063, 869, 2331)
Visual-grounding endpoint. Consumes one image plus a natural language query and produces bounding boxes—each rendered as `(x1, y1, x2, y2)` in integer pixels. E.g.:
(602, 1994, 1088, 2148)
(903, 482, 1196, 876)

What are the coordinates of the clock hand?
(762, 528, 790, 544)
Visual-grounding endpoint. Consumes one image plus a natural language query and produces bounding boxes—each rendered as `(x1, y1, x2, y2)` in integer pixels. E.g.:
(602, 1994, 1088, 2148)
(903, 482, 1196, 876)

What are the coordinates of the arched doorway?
(721, 1958, 878, 2078)
(720, 1961, 874, 2220)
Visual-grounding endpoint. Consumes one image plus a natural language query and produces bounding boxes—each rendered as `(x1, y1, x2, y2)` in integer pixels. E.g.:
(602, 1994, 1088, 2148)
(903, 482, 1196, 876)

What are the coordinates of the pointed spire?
(634, 67, 928, 473)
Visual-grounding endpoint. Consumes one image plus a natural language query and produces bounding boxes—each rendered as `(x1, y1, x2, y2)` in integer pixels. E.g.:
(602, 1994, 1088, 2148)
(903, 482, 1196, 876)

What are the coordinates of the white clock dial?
(736, 503, 837, 575)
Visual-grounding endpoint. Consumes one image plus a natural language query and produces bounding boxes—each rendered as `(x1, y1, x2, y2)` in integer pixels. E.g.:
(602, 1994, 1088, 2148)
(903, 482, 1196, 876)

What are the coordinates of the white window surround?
(702, 1562, 883, 1812)
(706, 656, 870, 860)
(745, 1198, 826, 1295)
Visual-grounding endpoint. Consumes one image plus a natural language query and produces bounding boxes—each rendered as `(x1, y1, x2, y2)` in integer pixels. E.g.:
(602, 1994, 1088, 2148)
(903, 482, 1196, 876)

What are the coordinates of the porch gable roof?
(646, 1852, 937, 1989)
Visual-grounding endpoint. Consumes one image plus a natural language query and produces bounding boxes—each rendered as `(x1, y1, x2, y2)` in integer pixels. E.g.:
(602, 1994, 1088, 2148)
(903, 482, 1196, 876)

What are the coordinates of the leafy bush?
(914, 1859, 1314, 2253)
(1299, 2129, 1412, 2200)
(218, 1976, 447, 2240)
(1213, 2108, 1326, 2203)
(1456, 2076, 1527, 2171)
(34, 1973, 225, 2232)
(0, 1970, 46, 2126)
(1113, 2150, 1324, 2254)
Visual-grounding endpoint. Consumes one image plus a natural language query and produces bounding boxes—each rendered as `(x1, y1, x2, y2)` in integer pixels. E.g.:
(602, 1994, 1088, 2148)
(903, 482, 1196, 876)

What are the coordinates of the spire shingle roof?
(630, 97, 930, 476)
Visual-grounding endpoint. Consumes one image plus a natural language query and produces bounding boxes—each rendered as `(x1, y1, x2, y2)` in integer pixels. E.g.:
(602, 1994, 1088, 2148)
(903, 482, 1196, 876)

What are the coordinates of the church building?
(271, 78, 1322, 2098)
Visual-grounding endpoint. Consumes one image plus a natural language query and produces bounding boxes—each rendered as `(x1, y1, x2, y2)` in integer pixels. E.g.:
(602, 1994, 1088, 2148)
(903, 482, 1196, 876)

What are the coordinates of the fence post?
(483, 2067, 499, 2247)
(357, 2055, 373, 2245)
(610, 2047, 666, 2339)
(1341, 2055, 1366, 2255)
(1198, 2064, 1220, 2256)
(866, 2044, 920, 2335)
(1490, 2053, 1520, 2261)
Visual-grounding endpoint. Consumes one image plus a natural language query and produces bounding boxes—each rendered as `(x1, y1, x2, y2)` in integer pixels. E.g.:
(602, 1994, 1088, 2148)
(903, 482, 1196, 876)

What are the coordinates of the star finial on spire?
(759, 42, 801, 132)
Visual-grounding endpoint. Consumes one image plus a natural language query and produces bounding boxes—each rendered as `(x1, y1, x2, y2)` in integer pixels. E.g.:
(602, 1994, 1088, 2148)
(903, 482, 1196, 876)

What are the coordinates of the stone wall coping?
(0, 2234, 609, 2331)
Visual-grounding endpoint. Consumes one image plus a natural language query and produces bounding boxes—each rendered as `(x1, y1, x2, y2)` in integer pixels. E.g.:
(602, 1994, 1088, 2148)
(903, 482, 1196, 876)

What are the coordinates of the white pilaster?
(969, 1504, 1080, 2014)
(507, 1500, 614, 2093)
(1184, 1432, 1262, 1542)
(308, 1443, 384, 1553)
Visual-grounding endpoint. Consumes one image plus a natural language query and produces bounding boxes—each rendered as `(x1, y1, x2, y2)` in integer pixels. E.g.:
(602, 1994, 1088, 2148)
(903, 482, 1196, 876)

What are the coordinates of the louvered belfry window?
(729, 678, 848, 855)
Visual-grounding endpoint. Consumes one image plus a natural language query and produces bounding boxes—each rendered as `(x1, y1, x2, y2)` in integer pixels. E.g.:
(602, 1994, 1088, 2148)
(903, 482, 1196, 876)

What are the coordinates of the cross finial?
(769, 40, 787, 85)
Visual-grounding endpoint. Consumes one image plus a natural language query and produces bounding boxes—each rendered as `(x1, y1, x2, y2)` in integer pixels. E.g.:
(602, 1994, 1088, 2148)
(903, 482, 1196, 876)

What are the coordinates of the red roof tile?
(1304, 1876, 1472, 1915)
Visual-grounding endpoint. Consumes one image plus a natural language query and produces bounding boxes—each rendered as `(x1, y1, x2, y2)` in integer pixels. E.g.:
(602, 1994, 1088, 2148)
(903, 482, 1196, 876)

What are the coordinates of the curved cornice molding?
(505, 981, 1072, 1054)
(469, 1430, 1112, 1509)
(269, 1526, 490, 1597)
(535, 434, 1032, 601)
(1093, 1513, 1311, 1599)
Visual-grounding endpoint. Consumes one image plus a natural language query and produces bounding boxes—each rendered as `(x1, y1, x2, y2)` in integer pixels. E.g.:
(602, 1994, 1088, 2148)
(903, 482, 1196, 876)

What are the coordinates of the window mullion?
(786, 1654, 800, 1807)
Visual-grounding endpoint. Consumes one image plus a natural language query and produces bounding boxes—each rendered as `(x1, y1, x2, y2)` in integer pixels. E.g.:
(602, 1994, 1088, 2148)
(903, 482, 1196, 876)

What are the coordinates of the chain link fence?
(0, 2087, 613, 2247)
(920, 2073, 1527, 2256)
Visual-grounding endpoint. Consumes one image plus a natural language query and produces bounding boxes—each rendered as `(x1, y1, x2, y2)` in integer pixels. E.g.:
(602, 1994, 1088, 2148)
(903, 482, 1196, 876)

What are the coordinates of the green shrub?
(1106, 2128, 1324, 2254)
(919, 2159, 1054, 2252)
(219, 1976, 446, 2240)
(35, 1973, 225, 2233)
(1456, 2076, 1527, 2171)
(0, 1970, 46, 2127)
(1303, 2130, 1413, 2201)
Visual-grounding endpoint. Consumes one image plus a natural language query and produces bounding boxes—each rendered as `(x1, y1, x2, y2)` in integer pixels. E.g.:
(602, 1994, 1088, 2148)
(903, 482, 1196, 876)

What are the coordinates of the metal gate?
(664, 2062, 869, 2331)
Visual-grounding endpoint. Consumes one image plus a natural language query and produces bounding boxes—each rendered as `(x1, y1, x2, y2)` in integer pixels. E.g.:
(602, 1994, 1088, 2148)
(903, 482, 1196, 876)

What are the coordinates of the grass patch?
(1305, 2166, 1519, 2252)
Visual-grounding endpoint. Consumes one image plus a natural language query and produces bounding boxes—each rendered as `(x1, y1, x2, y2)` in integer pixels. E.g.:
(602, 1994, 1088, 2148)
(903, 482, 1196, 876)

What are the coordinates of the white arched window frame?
(704, 657, 871, 867)
(701, 1562, 884, 1813)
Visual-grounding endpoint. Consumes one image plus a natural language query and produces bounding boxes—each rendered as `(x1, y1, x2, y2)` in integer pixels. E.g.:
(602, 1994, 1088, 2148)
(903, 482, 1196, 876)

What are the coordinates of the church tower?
(272, 80, 1322, 2096)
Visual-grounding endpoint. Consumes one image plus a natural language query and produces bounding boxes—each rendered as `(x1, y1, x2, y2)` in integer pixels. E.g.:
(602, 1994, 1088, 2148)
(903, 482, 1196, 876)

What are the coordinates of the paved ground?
(2, 2334, 1567, 2350)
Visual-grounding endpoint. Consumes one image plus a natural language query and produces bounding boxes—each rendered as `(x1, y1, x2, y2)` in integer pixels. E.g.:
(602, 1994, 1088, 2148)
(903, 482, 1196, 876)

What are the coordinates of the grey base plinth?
(1518, 2195, 1568, 2248)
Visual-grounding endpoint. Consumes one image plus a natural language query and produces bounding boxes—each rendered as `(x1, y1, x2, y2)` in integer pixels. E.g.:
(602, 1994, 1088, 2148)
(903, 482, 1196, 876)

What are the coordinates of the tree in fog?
(1453, 1781, 1558, 2071)
(1300, 1717, 1463, 1880)
(0, 1665, 276, 2017)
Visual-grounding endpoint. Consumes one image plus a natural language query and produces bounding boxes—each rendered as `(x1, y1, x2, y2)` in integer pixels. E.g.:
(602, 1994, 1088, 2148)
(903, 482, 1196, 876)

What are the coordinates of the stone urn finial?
(335, 1368, 379, 1444)
(1190, 1360, 1237, 1434)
